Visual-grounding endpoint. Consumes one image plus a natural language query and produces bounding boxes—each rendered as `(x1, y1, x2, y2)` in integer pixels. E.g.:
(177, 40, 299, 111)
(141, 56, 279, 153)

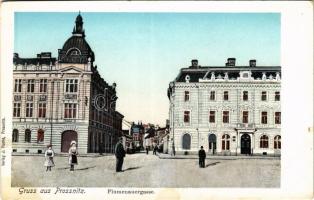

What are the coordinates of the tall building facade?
(12, 14, 123, 154)
(168, 58, 281, 155)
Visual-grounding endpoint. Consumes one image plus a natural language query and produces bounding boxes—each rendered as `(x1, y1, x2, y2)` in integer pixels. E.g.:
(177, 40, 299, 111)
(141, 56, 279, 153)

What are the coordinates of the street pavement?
(11, 153, 280, 187)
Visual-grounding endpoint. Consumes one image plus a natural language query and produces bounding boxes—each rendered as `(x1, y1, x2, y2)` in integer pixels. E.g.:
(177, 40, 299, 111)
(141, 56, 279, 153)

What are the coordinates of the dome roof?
(62, 35, 92, 53)
(58, 14, 95, 64)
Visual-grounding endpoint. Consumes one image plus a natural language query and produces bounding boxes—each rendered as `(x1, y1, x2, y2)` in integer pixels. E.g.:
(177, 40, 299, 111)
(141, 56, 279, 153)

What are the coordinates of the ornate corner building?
(168, 59, 281, 156)
(12, 14, 123, 154)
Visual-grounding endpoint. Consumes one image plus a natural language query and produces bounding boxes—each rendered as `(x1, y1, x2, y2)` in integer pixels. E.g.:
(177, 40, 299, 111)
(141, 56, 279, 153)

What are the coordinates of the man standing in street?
(115, 137, 126, 172)
(198, 146, 206, 168)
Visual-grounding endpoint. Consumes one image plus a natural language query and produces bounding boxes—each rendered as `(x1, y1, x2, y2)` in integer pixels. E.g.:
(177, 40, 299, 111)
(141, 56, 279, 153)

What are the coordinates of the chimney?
(191, 59, 199, 68)
(40, 52, 51, 58)
(226, 58, 236, 66)
(249, 59, 256, 67)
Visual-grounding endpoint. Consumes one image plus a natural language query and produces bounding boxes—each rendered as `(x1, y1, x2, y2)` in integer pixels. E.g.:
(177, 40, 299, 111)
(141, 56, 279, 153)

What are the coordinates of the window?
(261, 91, 267, 101)
(65, 79, 78, 93)
(182, 133, 191, 150)
(242, 111, 249, 123)
(25, 129, 31, 143)
(210, 91, 215, 101)
(274, 135, 281, 149)
(243, 73, 249, 78)
(26, 103, 33, 117)
(223, 91, 229, 101)
(38, 103, 46, 118)
(12, 129, 19, 142)
(184, 111, 190, 123)
(261, 112, 267, 124)
(275, 112, 281, 124)
(39, 79, 47, 93)
(243, 91, 248, 101)
(27, 79, 35, 93)
(275, 91, 280, 101)
(260, 135, 269, 148)
(13, 103, 21, 117)
(209, 111, 215, 123)
(37, 129, 44, 143)
(14, 79, 22, 92)
(222, 134, 230, 150)
(64, 103, 77, 118)
(223, 111, 229, 123)
(184, 91, 190, 101)
(70, 49, 79, 55)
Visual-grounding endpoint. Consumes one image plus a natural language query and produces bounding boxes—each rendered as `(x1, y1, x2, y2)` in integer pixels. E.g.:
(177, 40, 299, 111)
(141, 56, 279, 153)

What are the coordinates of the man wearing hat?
(198, 146, 206, 168)
(114, 137, 126, 172)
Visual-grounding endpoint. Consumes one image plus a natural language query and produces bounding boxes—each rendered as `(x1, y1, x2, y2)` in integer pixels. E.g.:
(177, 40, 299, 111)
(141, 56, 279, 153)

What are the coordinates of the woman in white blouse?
(68, 141, 78, 171)
(44, 145, 55, 171)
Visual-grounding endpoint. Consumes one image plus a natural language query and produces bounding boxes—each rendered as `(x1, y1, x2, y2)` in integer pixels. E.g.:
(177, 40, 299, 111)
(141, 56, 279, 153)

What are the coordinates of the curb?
(158, 155, 281, 160)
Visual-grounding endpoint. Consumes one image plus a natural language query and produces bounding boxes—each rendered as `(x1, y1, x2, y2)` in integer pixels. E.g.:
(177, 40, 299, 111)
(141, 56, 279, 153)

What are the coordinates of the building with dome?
(12, 14, 123, 154)
(167, 59, 281, 156)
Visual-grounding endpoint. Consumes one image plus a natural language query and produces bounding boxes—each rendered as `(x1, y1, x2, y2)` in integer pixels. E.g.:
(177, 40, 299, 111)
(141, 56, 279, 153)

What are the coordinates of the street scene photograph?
(11, 12, 281, 187)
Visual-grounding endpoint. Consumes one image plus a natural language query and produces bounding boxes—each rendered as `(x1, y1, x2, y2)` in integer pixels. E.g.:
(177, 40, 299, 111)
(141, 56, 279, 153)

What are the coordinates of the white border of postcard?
(1, 1, 313, 200)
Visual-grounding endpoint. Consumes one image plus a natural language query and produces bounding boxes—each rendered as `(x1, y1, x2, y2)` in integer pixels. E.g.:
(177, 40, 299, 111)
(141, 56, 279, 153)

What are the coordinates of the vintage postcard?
(0, 1, 313, 200)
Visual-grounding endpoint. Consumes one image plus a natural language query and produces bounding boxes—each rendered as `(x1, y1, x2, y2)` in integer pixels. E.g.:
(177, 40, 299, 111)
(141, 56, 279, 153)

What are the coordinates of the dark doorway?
(241, 134, 251, 154)
(208, 134, 217, 154)
(182, 134, 191, 150)
(61, 130, 78, 152)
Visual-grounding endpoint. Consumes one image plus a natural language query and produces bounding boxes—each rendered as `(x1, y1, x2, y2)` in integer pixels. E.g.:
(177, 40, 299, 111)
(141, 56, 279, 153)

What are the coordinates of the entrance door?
(61, 130, 78, 152)
(208, 134, 217, 154)
(241, 134, 251, 154)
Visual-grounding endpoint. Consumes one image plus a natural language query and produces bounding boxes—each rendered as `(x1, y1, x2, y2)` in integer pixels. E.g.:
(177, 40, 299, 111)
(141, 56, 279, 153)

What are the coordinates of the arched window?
(274, 135, 281, 149)
(37, 129, 44, 143)
(25, 129, 31, 143)
(222, 134, 230, 150)
(260, 135, 269, 148)
(70, 49, 80, 55)
(182, 134, 191, 150)
(12, 129, 19, 142)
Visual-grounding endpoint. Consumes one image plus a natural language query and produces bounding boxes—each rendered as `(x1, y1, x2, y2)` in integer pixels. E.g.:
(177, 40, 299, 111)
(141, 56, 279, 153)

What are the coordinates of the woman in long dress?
(68, 141, 78, 171)
(44, 145, 55, 171)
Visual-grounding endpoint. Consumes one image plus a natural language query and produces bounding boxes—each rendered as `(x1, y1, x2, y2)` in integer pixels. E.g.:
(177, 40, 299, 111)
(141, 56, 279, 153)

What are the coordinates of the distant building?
(12, 14, 123, 154)
(168, 59, 281, 155)
(130, 122, 144, 150)
(122, 130, 133, 153)
(155, 127, 169, 153)
(144, 125, 156, 150)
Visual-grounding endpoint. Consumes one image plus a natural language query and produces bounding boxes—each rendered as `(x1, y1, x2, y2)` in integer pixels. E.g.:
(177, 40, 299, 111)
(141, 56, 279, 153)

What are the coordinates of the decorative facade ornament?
(211, 72, 215, 81)
(185, 75, 190, 83)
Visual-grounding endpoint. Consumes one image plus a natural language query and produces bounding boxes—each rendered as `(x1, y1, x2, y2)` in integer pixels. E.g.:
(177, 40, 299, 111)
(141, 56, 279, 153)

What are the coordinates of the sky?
(14, 12, 280, 126)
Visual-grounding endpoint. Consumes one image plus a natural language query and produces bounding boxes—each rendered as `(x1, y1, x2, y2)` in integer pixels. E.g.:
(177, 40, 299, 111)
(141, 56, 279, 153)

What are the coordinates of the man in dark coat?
(115, 138, 126, 172)
(198, 146, 206, 168)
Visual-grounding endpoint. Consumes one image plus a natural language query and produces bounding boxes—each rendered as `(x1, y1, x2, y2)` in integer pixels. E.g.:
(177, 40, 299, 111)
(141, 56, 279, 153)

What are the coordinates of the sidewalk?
(12, 152, 114, 157)
(158, 153, 280, 160)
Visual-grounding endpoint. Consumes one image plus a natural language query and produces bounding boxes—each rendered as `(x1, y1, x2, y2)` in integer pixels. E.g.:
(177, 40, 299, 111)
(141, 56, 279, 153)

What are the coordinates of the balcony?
(236, 123, 256, 130)
(64, 93, 77, 100)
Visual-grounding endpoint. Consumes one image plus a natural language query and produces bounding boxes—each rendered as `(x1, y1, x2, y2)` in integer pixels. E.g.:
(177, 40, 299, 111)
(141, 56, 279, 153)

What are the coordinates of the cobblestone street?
(12, 153, 280, 187)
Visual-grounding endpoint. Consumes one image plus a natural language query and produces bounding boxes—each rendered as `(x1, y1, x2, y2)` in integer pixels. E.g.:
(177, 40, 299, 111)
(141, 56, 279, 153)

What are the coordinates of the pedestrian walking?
(44, 144, 55, 171)
(114, 137, 126, 172)
(68, 141, 78, 171)
(99, 142, 104, 155)
(198, 146, 206, 168)
(146, 147, 149, 155)
(153, 145, 158, 155)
